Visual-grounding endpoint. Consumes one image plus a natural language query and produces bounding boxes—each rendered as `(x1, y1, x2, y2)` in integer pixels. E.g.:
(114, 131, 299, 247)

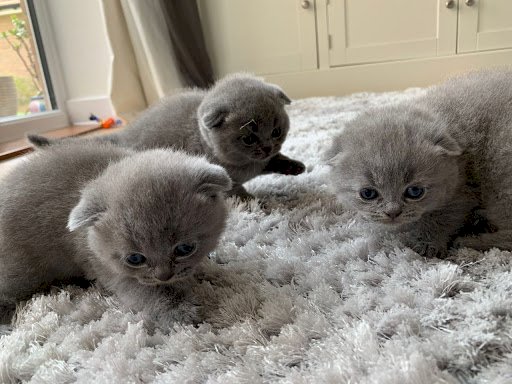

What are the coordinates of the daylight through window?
(0, 0, 54, 121)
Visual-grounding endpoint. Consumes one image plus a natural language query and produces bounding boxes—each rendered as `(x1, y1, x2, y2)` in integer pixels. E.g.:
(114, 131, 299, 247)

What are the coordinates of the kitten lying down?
(29, 73, 305, 199)
(326, 68, 512, 258)
(0, 142, 231, 326)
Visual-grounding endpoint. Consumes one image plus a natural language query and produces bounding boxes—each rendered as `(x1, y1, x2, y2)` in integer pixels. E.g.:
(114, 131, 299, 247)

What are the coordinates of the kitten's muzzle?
(154, 269, 174, 282)
(383, 203, 402, 220)
(144, 266, 194, 285)
(253, 151, 272, 160)
(385, 210, 402, 220)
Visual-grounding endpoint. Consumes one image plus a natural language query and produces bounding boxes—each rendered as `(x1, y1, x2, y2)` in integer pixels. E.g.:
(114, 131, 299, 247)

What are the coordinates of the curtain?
(160, 1, 214, 88)
(101, 0, 214, 118)
(101, 0, 147, 120)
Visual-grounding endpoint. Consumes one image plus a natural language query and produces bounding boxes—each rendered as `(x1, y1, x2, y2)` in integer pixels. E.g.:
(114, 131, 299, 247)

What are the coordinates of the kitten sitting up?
(28, 73, 305, 199)
(0, 142, 231, 325)
(326, 69, 512, 258)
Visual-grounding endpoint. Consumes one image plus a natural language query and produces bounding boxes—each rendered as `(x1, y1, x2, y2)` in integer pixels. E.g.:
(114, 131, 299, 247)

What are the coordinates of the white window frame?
(0, 0, 69, 144)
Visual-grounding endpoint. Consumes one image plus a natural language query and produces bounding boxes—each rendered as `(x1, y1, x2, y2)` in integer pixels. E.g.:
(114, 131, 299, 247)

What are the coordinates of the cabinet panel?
(198, 0, 317, 76)
(328, 0, 457, 66)
(458, 0, 512, 53)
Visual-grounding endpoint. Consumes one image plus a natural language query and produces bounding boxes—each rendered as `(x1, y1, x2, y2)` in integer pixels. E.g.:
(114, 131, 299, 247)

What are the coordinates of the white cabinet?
(328, 0, 512, 66)
(458, 0, 512, 52)
(198, 0, 317, 76)
(199, 1, 512, 96)
(327, 0, 457, 66)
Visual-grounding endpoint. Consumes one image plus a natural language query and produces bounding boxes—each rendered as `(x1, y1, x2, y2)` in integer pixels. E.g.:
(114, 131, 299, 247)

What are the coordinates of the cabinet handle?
(445, 0, 455, 8)
(301, 0, 310, 9)
(465, 0, 474, 5)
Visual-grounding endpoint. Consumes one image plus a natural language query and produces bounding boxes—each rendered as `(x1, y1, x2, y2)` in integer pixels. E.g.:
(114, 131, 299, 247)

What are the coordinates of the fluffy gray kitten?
(326, 68, 512, 258)
(29, 73, 305, 199)
(0, 142, 231, 325)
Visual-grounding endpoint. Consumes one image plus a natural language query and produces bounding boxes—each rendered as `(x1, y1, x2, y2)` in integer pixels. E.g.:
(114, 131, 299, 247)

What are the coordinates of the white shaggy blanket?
(1, 89, 512, 383)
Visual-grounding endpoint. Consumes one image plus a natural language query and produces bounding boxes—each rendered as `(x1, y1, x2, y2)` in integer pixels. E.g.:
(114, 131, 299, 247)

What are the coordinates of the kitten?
(29, 73, 305, 199)
(0, 142, 232, 325)
(326, 68, 512, 258)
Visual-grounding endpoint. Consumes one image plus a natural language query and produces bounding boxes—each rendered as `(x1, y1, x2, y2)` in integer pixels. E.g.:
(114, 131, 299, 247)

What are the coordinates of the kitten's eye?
(125, 253, 146, 266)
(271, 127, 282, 138)
(404, 186, 425, 200)
(174, 243, 196, 258)
(359, 188, 379, 200)
(242, 134, 258, 146)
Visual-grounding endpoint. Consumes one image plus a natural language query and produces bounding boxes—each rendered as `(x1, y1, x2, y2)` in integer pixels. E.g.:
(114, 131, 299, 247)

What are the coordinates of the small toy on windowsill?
(89, 113, 123, 129)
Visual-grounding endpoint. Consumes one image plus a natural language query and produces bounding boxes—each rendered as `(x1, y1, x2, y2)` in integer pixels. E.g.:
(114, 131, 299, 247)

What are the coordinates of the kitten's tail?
(26, 134, 53, 148)
(27, 133, 121, 148)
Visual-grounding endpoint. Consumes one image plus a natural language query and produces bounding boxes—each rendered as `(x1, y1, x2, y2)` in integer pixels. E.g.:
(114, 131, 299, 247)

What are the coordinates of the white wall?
(46, 0, 112, 99)
(45, 0, 115, 123)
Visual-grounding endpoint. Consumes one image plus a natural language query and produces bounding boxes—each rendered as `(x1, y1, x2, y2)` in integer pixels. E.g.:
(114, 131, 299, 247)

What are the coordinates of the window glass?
(0, 0, 54, 120)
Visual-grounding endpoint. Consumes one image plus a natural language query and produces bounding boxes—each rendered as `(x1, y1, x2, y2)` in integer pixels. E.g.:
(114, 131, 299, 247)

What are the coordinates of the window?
(0, 0, 68, 144)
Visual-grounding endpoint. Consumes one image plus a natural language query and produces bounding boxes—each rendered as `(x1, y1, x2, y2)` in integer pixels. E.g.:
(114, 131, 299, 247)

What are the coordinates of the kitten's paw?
(264, 155, 306, 175)
(453, 231, 512, 252)
(237, 192, 255, 201)
(452, 235, 485, 250)
(227, 185, 254, 201)
(0, 304, 15, 324)
(412, 242, 447, 259)
(144, 301, 203, 333)
(280, 159, 306, 176)
(460, 209, 498, 236)
(364, 234, 400, 257)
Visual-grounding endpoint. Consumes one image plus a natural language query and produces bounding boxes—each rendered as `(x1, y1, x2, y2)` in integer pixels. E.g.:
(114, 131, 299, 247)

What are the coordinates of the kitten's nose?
(384, 204, 402, 220)
(385, 210, 402, 219)
(154, 268, 174, 282)
(262, 146, 272, 155)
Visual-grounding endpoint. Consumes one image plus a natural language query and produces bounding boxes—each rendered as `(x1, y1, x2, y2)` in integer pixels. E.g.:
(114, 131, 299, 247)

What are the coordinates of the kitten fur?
(326, 68, 512, 257)
(28, 73, 305, 198)
(0, 142, 232, 325)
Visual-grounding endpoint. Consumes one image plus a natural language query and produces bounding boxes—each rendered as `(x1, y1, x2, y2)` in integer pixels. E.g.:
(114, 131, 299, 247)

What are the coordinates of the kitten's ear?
(323, 137, 345, 166)
(68, 192, 106, 232)
(197, 164, 233, 197)
(201, 107, 229, 129)
(270, 85, 292, 105)
(432, 134, 462, 156)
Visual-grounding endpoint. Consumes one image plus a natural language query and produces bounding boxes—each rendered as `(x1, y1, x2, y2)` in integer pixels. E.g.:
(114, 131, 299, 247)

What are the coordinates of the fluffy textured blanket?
(1, 89, 512, 384)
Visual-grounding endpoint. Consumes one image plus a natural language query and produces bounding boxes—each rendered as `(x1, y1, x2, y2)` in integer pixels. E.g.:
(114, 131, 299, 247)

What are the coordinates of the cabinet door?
(458, 0, 512, 53)
(198, 0, 317, 76)
(327, 0, 457, 66)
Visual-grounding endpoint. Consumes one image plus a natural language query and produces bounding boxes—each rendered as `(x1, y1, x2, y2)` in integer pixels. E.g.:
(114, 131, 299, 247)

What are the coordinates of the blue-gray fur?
(0, 142, 231, 325)
(28, 73, 305, 198)
(326, 68, 512, 257)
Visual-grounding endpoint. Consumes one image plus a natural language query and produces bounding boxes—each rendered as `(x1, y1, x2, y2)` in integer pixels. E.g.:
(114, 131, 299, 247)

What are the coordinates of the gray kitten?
(29, 73, 305, 199)
(326, 68, 512, 258)
(0, 142, 232, 325)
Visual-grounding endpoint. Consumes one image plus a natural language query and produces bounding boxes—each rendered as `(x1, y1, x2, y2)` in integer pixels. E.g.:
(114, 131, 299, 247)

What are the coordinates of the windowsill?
(0, 125, 123, 161)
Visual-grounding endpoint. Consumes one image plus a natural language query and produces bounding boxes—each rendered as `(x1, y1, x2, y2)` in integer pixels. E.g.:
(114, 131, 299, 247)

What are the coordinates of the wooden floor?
(0, 125, 103, 161)
(0, 125, 124, 179)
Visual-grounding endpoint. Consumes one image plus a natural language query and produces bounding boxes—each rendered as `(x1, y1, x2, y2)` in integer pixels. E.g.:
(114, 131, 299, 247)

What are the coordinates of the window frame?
(0, 0, 69, 144)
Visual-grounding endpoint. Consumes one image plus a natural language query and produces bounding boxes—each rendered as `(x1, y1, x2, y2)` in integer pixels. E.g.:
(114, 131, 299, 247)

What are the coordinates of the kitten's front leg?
(0, 303, 15, 324)
(453, 230, 512, 252)
(226, 183, 272, 212)
(404, 235, 449, 259)
(397, 219, 455, 259)
(106, 277, 202, 330)
(400, 209, 470, 258)
(263, 153, 305, 176)
(227, 183, 254, 200)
